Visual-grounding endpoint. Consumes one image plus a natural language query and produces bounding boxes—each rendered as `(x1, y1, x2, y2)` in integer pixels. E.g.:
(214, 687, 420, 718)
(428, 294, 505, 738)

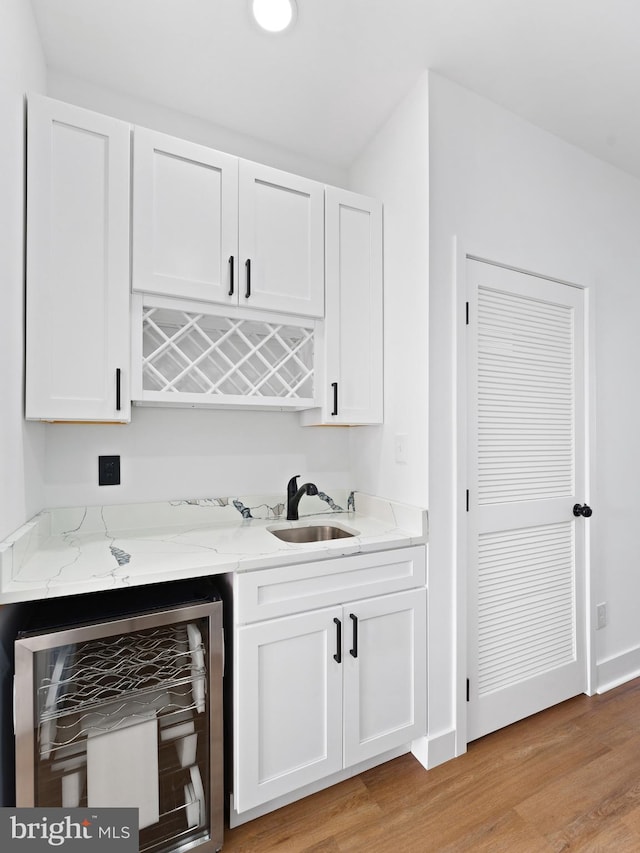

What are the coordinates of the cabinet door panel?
(327, 189, 382, 424)
(239, 161, 324, 317)
(301, 187, 382, 426)
(343, 589, 426, 766)
(235, 608, 342, 812)
(26, 95, 130, 421)
(133, 128, 237, 303)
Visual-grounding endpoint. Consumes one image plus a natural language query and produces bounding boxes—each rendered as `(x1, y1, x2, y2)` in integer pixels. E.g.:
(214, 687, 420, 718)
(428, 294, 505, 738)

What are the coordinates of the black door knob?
(573, 503, 593, 518)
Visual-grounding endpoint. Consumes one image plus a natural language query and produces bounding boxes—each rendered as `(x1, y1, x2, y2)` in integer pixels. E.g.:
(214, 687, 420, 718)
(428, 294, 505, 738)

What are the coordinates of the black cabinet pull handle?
(228, 256, 234, 296)
(115, 368, 121, 411)
(331, 382, 338, 416)
(333, 617, 342, 664)
(245, 258, 251, 298)
(349, 613, 358, 658)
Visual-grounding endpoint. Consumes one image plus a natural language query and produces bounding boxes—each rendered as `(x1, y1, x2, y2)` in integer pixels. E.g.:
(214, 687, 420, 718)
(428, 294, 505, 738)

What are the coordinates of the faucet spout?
(286, 475, 318, 521)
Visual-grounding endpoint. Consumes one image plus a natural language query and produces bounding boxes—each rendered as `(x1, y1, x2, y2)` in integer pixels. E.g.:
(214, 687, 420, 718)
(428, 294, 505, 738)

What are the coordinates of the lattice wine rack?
(135, 301, 316, 409)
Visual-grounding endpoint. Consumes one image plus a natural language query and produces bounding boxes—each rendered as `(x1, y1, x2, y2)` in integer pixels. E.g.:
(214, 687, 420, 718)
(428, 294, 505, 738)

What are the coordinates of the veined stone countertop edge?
(0, 491, 428, 604)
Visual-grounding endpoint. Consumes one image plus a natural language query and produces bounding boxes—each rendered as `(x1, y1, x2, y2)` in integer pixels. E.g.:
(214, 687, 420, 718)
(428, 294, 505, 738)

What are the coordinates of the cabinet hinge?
(466, 490, 470, 512)
(466, 678, 470, 702)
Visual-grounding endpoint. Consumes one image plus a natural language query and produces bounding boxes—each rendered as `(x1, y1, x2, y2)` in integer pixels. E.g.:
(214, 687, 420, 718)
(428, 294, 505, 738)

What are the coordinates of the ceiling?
(29, 0, 640, 178)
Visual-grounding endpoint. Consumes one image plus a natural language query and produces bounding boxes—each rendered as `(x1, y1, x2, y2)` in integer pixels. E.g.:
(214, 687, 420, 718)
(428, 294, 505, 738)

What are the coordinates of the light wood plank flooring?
(222, 677, 640, 851)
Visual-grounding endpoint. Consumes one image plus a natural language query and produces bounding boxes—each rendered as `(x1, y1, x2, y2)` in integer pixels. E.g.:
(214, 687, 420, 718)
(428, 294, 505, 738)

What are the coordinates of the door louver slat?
(477, 521, 576, 695)
(477, 286, 575, 505)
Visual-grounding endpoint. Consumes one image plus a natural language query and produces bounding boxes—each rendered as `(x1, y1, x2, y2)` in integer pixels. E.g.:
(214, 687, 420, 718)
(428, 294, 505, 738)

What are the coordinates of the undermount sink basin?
(268, 525, 357, 543)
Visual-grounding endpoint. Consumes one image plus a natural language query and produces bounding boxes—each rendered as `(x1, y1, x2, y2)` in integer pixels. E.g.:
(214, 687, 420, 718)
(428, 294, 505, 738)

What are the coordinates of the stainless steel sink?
(268, 524, 356, 543)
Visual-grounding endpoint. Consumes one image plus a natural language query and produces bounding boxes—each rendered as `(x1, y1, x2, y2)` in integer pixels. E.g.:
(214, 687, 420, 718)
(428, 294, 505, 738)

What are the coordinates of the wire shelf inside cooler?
(37, 623, 206, 741)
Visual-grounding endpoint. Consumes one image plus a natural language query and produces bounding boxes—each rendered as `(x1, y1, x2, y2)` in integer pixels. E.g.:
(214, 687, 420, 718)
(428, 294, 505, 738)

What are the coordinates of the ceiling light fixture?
(251, 0, 297, 34)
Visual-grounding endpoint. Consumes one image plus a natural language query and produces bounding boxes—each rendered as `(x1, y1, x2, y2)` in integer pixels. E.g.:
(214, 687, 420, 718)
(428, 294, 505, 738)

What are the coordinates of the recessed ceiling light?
(251, 0, 297, 34)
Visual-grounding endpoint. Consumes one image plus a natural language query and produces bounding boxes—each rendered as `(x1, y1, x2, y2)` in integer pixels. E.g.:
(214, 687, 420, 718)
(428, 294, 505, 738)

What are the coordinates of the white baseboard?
(411, 728, 457, 770)
(596, 644, 640, 694)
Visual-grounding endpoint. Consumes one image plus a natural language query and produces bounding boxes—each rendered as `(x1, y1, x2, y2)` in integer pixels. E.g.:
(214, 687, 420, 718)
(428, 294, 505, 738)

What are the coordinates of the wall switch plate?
(394, 434, 408, 464)
(596, 602, 607, 630)
(99, 455, 120, 486)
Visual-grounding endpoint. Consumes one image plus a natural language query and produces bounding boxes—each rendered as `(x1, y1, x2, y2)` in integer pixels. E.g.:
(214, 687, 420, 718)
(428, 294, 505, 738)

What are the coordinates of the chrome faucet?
(286, 475, 318, 521)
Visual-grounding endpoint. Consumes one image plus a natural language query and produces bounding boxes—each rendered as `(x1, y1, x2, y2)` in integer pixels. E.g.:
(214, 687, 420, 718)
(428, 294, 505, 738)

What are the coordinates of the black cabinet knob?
(573, 503, 593, 518)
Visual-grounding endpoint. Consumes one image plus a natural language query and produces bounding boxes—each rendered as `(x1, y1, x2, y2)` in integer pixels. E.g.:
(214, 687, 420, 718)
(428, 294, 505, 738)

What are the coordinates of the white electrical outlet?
(596, 602, 607, 630)
(394, 434, 408, 464)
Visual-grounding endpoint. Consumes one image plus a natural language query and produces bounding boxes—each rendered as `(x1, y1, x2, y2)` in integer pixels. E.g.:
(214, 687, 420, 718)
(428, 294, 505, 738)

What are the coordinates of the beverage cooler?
(13, 579, 224, 853)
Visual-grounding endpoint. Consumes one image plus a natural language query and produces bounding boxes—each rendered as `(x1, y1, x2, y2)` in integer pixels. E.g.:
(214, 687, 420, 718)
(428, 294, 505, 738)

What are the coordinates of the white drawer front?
(235, 546, 426, 623)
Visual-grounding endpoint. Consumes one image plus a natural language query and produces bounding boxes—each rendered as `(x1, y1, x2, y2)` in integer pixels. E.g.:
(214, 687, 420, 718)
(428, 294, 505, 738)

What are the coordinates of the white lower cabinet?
(234, 583, 426, 814)
(235, 606, 344, 811)
(343, 589, 427, 767)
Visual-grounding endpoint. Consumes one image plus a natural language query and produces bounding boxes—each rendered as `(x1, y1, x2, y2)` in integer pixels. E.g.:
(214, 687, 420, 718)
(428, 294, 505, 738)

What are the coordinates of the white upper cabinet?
(301, 187, 383, 425)
(132, 128, 238, 305)
(132, 131, 324, 318)
(238, 161, 324, 317)
(26, 95, 131, 422)
(25, 99, 380, 418)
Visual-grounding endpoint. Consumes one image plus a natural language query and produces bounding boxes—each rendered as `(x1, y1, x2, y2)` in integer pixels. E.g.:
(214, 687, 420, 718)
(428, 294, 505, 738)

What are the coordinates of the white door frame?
(454, 238, 596, 755)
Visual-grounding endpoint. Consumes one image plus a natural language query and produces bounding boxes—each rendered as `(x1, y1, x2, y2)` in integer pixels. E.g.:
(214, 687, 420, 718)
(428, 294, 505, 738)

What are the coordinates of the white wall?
(0, 0, 47, 806)
(48, 71, 347, 187)
(0, 0, 46, 541)
(42, 407, 350, 507)
(348, 73, 429, 509)
(429, 73, 640, 746)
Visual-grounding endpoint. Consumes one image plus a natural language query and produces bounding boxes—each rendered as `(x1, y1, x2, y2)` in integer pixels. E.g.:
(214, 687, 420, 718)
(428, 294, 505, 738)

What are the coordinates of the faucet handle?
(287, 475, 300, 493)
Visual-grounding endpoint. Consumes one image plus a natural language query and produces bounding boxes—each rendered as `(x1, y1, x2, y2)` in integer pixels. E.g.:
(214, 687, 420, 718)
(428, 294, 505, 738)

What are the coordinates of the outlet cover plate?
(394, 434, 408, 464)
(99, 455, 120, 486)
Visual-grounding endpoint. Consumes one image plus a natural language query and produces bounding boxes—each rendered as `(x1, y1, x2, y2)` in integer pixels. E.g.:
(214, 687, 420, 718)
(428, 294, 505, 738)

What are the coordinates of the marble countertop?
(0, 491, 427, 604)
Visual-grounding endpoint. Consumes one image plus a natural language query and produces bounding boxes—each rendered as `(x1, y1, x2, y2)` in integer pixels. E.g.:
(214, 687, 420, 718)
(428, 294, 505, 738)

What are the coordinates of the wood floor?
(222, 677, 640, 852)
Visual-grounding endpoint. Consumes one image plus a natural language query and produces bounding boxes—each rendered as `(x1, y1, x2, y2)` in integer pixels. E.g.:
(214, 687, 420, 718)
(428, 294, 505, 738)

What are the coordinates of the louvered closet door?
(466, 259, 587, 742)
